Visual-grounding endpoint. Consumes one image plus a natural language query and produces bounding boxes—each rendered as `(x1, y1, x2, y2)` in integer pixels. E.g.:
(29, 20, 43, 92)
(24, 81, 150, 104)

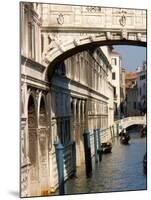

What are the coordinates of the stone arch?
(44, 34, 147, 81)
(118, 116, 146, 131)
(28, 94, 37, 129)
(123, 121, 146, 129)
(26, 88, 38, 119)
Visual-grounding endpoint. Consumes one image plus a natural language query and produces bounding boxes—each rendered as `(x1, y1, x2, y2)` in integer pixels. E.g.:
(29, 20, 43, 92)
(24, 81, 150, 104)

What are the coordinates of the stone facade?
(136, 61, 147, 114)
(111, 51, 121, 119)
(120, 68, 126, 117)
(125, 72, 139, 116)
(20, 2, 146, 197)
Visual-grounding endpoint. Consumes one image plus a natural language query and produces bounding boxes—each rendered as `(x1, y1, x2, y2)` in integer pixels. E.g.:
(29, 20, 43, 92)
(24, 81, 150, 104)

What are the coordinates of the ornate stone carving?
(39, 114, 47, 126)
(121, 30, 128, 39)
(57, 13, 64, 25)
(28, 116, 36, 128)
(137, 33, 142, 41)
(106, 32, 111, 40)
(86, 6, 101, 12)
(119, 10, 127, 27)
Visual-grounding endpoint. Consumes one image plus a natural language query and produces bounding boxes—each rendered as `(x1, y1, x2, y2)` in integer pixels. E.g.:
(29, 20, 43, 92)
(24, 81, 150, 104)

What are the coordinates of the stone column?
(21, 117, 29, 165)
(73, 98, 81, 166)
(23, 84, 30, 163)
(73, 98, 77, 122)
(42, 33, 48, 60)
(37, 128, 41, 183)
(32, 23, 35, 60)
(78, 100, 81, 122)
(21, 4, 24, 55)
(47, 91, 52, 150)
(79, 99, 85, 163)
(81, 100, 85, 122)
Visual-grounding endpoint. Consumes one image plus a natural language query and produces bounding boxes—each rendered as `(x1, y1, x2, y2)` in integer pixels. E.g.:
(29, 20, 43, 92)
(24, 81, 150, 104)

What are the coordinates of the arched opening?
(46, 39, 146, 182)
(39, 97, 47, 126)
(38, 96, 49, 195)
(46, 39, 146, 81)
(28, 95, 39, 195)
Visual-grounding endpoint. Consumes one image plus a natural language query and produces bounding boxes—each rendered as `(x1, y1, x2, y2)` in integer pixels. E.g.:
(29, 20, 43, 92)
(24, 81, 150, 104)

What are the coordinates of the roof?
(111, 51, 120, 55)
(125, 72, 137, 80)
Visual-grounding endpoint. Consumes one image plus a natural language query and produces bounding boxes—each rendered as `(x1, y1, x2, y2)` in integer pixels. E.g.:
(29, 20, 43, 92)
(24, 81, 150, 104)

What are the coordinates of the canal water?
(61, 130, 147, 195)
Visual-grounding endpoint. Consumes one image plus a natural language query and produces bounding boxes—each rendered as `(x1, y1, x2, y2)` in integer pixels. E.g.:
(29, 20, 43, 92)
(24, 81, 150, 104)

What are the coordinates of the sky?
(113, 45, 146, 72)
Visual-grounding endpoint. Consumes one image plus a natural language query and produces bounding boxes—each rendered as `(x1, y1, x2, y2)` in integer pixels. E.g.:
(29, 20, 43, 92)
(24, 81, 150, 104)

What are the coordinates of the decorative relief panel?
(135, 16, 142, 24)
(57, 13, 64, 25)
(85, 6, 102, 13)
(28, 129, 38, 181)
(39, 115, 47, 126)
(39, 128, 48, 177)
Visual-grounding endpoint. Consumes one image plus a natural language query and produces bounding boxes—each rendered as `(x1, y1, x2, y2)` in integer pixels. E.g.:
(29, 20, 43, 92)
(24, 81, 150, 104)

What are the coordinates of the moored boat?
(140, 125, 147, 137)
(143, 152, 147, 172)
(120, 129, 130, 144)
(101, 141, 112, 153)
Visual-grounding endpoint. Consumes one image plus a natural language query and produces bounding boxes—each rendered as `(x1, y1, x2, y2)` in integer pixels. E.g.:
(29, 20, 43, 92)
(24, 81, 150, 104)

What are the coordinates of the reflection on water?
(60, 130, 147, 195)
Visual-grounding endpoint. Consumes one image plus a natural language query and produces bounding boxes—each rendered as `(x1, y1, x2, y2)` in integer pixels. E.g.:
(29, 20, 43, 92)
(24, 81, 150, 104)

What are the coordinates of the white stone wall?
(111, 53, 121, 119)
(137, 66, 147, 113)
(50, 48, 111, 167)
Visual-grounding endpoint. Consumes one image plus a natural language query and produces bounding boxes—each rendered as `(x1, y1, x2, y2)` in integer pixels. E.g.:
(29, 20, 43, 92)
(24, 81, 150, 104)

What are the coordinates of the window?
(133, 102, 136, 109)
(113, 87, 116, 98)
(55, 62, 66, 76)
(112, 72, 116, 80)
(140, 87, 142, 96)
(112, 58, 117, 65)
(140, 74, 146, 80)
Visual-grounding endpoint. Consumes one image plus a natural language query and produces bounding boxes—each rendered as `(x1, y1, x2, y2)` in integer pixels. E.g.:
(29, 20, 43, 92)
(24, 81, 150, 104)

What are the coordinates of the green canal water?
(57, 130, 147, 195)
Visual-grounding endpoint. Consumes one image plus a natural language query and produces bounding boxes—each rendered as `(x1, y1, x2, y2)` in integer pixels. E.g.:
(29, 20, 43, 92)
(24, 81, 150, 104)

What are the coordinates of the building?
(111, 51, 121, 119)
(125, 72, 139, 116)
(120, 68, 126, 117)
(20, 3, 117, 197)
(136, 61, 147, 115)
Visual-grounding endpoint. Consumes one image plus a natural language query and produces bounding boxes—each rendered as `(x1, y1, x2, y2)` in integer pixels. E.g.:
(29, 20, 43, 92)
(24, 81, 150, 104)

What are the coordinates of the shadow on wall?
(50, 61, 76, 181)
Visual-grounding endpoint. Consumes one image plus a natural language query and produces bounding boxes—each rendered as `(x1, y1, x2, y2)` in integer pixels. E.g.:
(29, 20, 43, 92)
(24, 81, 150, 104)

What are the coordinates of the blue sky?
(113, 45, 146, 72)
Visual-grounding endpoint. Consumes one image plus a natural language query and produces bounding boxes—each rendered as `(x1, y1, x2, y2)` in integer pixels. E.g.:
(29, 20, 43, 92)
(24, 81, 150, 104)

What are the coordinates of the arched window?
(28, 95, 37, 172)
(39, 96, 47, 127)
(28, 95, 36, 128)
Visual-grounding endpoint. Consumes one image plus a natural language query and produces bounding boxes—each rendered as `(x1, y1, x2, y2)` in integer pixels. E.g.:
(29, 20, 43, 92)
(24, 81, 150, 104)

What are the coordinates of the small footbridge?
(115, 115, 146, 133)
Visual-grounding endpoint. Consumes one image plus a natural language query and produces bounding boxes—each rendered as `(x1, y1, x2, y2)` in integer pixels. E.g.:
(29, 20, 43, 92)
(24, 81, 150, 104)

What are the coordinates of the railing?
(90, 125, 118, 145)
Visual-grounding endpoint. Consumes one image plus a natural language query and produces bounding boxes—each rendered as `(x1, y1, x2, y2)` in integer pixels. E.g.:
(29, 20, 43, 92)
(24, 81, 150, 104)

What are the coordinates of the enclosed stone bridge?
(39, 4, 147, 78)
(115, 115, 146, 132)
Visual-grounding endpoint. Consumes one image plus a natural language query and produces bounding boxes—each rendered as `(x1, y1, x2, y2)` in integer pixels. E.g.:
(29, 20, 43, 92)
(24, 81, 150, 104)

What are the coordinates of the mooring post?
(112, 125, 115, 137)
(93, 128, 98, 162)
(97, 128, 102, 161)
(119, 124, 123, 135)
(116, 123, 119, 137)
(83, 128, 92, 177)
(54, 142, 65, 195)
(110, 126, 112, 139)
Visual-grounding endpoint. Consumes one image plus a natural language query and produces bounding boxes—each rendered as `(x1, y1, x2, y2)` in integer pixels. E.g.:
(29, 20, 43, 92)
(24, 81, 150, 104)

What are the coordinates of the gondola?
(101, 141, 112, 153)
(140, 125, 147, 137)
(120, 129, 130, 144)
(143, 152, 147, 172)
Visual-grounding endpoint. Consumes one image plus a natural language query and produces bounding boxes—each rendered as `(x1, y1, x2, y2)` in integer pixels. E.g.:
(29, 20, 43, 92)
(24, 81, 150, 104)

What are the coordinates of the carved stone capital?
(137, 33, 142, 41)
(106, 32, 111, 40)
(121, 30, 127, 40)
